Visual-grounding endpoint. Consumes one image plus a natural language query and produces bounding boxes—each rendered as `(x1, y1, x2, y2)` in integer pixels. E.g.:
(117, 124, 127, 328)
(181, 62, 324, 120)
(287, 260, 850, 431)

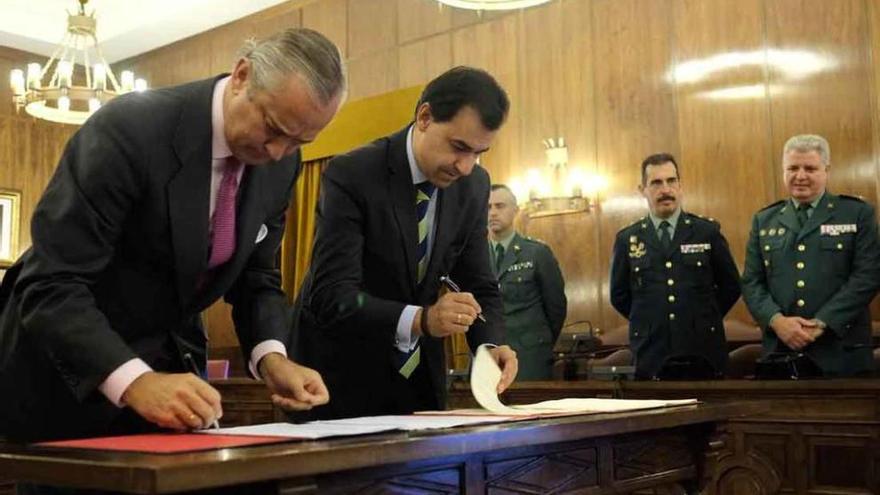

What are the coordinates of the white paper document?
(468, 343, 697, 416)
(204, 421, 398, 439)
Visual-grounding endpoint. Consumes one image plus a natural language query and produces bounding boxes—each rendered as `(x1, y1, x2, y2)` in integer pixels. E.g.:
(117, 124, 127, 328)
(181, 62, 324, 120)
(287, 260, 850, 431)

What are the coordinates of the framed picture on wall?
(0, 190, 21, 268)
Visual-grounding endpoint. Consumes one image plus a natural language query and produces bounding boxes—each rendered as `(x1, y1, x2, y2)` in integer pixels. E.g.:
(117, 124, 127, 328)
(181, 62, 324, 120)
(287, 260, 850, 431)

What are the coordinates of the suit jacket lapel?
(639, 218, 663, 256)
(670, 214, 695, 255)
(427, 185, 457, 285)
(777, 202, 799, 235)
(169, 79, 215, 309)
(497, 233, 521, 277)
(797, 193, 834, 242)
(191, 164, 269, 311)
(387, 129, 418, 293)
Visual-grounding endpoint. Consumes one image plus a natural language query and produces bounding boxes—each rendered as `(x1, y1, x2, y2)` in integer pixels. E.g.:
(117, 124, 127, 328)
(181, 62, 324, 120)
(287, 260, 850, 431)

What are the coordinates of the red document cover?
(36, 433, 291, 454)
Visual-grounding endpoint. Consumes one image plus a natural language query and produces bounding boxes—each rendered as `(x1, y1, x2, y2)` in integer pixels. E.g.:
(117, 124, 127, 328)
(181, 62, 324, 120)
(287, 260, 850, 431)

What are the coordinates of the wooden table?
(0, 402, 758, 494)
(449, 379, 880, 495)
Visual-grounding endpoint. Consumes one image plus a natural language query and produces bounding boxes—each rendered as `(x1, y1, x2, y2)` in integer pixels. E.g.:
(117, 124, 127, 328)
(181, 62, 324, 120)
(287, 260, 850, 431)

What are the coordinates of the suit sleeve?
(609, 233, 632, 318)
(710, 224, 741, 315)
(448, 177, 506, 351)
(14, 111, 145, 401)
(814, 203, 880, 337)
(741, 214, 782, 327)
(226, 156, 300, 356)
(304, 167, 408, 340)
(536, 244, 567, 342)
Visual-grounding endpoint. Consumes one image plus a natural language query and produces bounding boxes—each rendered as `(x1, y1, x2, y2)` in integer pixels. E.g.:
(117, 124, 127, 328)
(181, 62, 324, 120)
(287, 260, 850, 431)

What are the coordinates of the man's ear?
(229, 58, 250, 95)
(415, 102, 433, 131)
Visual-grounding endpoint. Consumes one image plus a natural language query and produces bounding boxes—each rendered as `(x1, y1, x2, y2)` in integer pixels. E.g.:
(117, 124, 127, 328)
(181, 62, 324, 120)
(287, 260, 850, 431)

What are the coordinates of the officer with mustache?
(742, 135, 880, 376)
(610, 153, 741, 379)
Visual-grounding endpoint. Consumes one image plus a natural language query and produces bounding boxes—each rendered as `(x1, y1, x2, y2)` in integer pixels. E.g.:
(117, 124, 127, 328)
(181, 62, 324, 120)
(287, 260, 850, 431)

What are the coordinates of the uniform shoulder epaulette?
(839, 194, 866, 203)
(690, 213, 719, 225)
(759, 199, 787, 212)
(523, 235, 546, 245)
(624, 216, 648, 230)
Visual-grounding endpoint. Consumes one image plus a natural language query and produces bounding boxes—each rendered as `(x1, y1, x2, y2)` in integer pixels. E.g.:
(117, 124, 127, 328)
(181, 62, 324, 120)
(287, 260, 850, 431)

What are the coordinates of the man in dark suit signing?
(0, 28, 345, 443)
(296, 67, 519, 419)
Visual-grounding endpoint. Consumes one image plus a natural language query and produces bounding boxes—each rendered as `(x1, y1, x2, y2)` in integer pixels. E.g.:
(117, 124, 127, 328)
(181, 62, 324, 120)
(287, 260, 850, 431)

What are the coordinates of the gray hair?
(238, 28, 346, 105)
(783, 134, 830, 165)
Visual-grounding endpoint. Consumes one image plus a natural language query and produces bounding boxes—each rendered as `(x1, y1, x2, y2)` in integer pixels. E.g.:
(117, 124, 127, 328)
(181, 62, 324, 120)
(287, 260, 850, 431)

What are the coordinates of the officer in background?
(741, 135, 880, 377)
(488, 184, 567, 380)
(610, 153, 741, 379)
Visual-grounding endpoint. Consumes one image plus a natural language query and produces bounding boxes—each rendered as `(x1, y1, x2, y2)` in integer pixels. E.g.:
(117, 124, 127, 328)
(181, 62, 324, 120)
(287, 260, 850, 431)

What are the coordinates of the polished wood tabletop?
(0, 401, 760, 494)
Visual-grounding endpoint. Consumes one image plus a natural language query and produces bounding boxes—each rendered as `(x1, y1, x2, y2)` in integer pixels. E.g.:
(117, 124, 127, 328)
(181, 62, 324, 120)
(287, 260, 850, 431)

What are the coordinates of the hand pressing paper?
(468, 344, 698, 416)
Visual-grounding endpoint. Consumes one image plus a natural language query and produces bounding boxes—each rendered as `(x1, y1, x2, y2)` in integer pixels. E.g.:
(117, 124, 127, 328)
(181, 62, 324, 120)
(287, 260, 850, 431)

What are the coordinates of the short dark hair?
(491, 184, 517, 205)
(416, 66, 510, 131)
(640, 153, 679, 185)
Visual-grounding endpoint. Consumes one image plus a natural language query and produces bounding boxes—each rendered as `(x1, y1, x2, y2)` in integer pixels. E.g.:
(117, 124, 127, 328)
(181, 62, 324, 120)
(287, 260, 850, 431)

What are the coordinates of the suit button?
(797, 299, 805, 307)
(665, 261, 672, 268)
(710, 326, 716, 332)
(667, 279, 675, 286)
(669, 313, 676, 320)
(796, 262, 805, 269)
(696, 261, 703, 267)
(798, 244, 806, 252)
(668, 295, 676, 303)
(797, 280, 805, 288)
(764, 245, 770, 251)
(634, 267, 640, 272)
(837, 243, 843, 250)
(764, 260, 770, 267)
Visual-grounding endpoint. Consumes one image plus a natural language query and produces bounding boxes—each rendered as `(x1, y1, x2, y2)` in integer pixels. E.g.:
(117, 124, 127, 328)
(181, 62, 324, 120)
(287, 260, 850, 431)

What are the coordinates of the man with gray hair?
(742, 134, 880, 376)
(0, 28, 345, 444)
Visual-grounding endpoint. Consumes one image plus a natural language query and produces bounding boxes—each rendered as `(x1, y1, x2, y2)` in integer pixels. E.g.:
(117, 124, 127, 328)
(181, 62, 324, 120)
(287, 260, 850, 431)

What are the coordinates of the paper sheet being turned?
(468, 344, 697, 416)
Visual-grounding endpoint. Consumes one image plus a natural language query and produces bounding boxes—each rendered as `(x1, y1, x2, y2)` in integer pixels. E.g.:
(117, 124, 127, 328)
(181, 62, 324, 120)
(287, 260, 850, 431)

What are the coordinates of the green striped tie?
(399, 181, 435, 379)
(415, 181, 435, 283)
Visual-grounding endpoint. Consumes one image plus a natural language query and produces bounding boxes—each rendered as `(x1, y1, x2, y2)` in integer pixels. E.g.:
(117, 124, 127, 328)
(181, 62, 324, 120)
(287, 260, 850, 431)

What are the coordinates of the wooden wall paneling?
(592, 0, 680, 334)
(301, 0, 349, 58)
(868, 0, 880, 208)
(347, 48, 401, 100)
(671, 0, 774, 324)
(249, 2, 303, 38)
(515, 0, 601, 328)
(398, 34, 452, 89)
(765, 0, 876, 202)
(451, 14, 522, 190)
(397, 0, 453, 45)
(348, 0, 398, 59)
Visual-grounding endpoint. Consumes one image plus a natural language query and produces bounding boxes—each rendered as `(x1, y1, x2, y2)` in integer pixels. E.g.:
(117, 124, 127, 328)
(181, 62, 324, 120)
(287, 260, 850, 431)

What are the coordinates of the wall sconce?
(509, 138, 607, 218)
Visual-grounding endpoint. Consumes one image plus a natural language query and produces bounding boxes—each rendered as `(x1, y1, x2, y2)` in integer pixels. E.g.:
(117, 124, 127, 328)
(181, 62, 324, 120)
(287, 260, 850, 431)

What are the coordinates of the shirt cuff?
(98, 358, 153, 408)
(249, 340, 287, 379)
(396, 305, 420, 353)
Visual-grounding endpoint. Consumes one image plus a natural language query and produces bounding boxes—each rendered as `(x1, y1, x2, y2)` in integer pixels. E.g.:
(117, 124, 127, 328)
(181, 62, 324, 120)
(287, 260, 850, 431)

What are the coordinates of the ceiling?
(0, 0, 291, 63)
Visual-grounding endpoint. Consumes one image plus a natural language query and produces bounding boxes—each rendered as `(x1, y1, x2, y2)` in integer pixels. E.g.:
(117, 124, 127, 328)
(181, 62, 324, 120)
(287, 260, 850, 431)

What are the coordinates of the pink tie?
(208, 157, 244, 269)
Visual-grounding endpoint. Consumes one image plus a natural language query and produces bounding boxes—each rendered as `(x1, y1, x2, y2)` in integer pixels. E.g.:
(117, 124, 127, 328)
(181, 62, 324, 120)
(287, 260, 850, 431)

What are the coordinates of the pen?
(439, 275, 487, 322)
(182, 353, 220, 430)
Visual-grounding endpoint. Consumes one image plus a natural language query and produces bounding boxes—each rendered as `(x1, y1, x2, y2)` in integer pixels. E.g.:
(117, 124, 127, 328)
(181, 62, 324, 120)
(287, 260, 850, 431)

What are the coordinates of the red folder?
(37, 433, 292, 454)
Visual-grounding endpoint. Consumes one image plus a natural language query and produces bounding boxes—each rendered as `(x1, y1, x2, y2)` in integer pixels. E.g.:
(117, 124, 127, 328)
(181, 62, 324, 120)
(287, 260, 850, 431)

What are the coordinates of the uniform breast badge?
(630, 241, 647, 259)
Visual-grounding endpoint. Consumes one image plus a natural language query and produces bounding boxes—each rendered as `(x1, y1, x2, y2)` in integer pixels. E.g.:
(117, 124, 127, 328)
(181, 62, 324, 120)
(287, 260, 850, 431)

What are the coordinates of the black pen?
(439, 275, 487, 322)
(182, 353, 220, 430)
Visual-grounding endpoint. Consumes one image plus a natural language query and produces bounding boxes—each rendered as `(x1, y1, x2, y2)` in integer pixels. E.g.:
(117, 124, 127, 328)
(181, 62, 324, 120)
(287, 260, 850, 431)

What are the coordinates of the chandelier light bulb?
(57, 96, 70, 112)
(10, 70, 24, 96)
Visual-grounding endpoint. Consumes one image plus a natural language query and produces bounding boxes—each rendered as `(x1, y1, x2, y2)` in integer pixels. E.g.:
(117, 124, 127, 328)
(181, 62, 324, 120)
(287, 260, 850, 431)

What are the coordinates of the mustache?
(657, 195, 676, 202)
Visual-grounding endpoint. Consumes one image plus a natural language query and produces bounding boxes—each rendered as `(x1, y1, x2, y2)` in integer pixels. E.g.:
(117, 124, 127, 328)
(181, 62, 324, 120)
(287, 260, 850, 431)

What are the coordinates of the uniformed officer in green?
(742, 134, 880, 376)
(488, 184, 567, 380)
(610, 153, 741, 379)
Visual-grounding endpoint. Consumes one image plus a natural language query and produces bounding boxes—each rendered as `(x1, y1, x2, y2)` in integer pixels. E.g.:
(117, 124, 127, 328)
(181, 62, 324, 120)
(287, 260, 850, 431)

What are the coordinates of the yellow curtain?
(281, 158, 329, 303)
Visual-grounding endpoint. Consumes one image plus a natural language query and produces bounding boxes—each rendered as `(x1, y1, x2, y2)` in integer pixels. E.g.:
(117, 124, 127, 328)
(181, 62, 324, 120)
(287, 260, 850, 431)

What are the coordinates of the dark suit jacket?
(295, 126, 504, 418)
(741, 192, 880, 376)
(0, 76, 299, 441)
(493, 233, 567, 380)
(610, 211, 741, 378)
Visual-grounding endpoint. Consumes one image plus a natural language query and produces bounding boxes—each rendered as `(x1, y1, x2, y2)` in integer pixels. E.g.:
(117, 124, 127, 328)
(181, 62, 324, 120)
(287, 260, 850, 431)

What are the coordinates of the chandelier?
(435, 0, 552, 10)
(8, 0, 148, 125)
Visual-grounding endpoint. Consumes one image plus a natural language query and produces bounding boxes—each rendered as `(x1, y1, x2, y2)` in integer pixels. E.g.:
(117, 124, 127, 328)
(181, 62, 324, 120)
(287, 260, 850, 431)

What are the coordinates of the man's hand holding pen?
(417, 292, 481, 337)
